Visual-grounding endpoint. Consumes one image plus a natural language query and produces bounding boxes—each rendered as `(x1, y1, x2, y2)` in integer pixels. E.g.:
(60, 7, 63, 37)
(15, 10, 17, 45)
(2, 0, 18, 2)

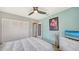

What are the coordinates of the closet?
(2, 18, 30, 42)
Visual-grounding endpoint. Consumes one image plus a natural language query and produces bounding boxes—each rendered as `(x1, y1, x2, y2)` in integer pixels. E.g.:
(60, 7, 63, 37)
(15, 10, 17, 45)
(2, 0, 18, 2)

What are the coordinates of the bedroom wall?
(41, 7, 79, 44)
(0, 11, 34, 42)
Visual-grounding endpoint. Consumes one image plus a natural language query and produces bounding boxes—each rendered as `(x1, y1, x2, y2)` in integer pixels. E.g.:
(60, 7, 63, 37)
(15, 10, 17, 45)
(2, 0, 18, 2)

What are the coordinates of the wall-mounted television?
(65, 30, 79, 41)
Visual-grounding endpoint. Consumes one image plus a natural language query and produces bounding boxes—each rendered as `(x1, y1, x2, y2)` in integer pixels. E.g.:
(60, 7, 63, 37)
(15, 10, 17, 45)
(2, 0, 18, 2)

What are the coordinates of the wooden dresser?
(59, 37, 79, 51)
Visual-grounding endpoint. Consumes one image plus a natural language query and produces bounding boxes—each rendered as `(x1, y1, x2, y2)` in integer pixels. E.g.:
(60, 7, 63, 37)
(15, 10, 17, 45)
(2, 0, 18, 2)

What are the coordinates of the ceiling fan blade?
(33, 7, 38, 11)
(28, 12, 34, 15)
(38, 10, 46, 14)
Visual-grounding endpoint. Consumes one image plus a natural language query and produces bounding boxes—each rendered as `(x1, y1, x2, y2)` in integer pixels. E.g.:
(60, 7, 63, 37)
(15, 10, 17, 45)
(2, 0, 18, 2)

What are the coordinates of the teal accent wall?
(41, 8, 79, 44)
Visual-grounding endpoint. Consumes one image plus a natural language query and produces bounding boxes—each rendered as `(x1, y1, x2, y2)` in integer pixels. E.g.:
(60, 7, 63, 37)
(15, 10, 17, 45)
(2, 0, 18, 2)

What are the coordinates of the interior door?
(32, 23, 37, 37)
(38, 24, 41, 36)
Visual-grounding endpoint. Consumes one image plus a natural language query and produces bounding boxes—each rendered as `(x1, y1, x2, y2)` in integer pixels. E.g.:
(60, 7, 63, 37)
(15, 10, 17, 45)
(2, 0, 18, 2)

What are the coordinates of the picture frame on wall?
(49, 17, 59, 31)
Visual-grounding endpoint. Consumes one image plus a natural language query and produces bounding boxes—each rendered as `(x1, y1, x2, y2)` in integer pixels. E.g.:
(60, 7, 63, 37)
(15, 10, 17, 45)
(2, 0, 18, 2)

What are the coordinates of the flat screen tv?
(64, 30, 79, 41)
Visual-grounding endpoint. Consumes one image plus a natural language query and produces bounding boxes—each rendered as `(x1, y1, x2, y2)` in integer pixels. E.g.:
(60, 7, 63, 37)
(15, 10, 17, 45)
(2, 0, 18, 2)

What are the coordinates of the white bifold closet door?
(2, 18, 29, 42)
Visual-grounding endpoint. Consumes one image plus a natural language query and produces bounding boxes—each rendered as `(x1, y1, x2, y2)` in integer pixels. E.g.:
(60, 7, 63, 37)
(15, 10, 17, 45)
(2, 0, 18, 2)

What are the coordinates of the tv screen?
(64, 30, 79, 41)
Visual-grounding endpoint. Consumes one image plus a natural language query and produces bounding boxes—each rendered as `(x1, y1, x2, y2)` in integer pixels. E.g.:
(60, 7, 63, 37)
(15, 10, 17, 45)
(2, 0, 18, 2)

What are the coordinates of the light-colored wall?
(41, 7, 79, 44)
(0, 11, 35, 42)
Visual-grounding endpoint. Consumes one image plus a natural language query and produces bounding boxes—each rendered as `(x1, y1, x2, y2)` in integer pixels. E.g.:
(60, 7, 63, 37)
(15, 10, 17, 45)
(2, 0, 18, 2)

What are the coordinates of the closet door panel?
(2, 18, 29, 42)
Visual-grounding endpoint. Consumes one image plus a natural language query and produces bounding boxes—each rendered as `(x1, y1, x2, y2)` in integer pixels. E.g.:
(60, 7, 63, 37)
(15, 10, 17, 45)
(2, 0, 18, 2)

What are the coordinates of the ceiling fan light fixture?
(28, 7, 47, 15)
(34, 10, 37, 13)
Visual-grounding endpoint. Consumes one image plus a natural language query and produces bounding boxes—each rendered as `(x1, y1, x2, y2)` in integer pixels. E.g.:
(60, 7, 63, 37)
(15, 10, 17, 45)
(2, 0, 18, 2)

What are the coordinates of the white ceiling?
(0, 7, 70, 20)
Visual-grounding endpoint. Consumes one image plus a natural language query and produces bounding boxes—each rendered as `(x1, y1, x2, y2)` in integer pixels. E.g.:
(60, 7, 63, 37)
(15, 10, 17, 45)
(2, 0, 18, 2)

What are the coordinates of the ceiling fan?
(28, 7, 47, 15)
